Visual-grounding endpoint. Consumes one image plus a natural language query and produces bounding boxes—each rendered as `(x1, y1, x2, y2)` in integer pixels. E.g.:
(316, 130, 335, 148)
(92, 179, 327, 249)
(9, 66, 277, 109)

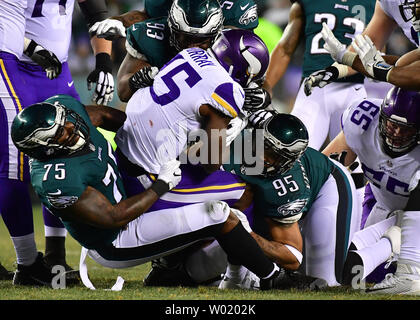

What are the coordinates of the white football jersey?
(22, 0, 75, 63)
(0, 0, 27, 58)
(342, 98, 420, 211)
(115, 47, 245, 174)
(379, 0, 420, 47)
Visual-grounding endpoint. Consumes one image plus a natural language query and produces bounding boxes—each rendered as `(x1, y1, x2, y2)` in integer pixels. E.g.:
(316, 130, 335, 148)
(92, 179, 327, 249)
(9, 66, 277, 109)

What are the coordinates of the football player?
(262, 0, 376, 151)
(322, 86, 420, 295)
(0, 0, 78, 286)
(11, 95, 281, 290)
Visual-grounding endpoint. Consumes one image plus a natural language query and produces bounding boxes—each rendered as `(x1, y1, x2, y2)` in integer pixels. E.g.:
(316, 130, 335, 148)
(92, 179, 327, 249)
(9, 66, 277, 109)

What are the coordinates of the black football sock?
(216, 222, 275, 278)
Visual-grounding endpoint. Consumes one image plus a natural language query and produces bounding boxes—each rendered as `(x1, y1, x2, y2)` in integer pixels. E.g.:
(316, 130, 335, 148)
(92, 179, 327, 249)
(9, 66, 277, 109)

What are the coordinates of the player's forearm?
(387, 61, 420, 90)
(117, 72, 135, 102)
(251, 232, 301, 270)
(85, 104, 126, 131)
(264, 52, 291, 95)
(90, 36, 112, 56)
(111, 10, 149, 28)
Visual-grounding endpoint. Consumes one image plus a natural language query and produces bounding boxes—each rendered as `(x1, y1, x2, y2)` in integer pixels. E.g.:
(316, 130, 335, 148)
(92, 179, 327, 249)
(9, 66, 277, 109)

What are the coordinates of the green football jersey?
(30, 95, 126, 249)
(144, 0, 259, 30)
(299, 0, 375, 81)
(223, 146, 335, 222)
(126, 17, 175, 69)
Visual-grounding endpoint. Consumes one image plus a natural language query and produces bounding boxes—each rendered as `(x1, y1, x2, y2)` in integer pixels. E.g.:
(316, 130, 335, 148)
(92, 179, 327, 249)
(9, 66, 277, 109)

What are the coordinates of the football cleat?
(218, 269, 260, 290)
(13, 252, 54, 287)
(366, 263, 420, 295)
(273, 269, 328, 291)
(143, 258, 197, 287)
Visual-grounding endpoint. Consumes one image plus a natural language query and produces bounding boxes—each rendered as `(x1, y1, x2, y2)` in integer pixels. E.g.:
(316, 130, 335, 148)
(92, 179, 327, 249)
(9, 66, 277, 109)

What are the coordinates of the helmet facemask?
(399, 0, 420, 22)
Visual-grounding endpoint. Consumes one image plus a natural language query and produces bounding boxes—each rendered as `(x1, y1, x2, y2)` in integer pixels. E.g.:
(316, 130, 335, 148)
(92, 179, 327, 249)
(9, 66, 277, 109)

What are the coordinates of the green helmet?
(262, 113, 309, 177)
(11, 102, 90, 161)
(168, 0, 224, 51)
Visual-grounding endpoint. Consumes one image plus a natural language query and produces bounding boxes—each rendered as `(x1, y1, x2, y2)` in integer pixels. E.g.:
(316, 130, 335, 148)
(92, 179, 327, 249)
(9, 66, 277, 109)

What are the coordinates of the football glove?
(151, 159, 182, 196)
(226, 116, 248, 146)
(304, 66, 339, 96)
(129, 66, 159, 92)
(329, 150, 360, 172)
(352, 34, 393, 81)
(24, 39, 62, 80)
(89, 19, 126, 40)
(87, 53, 114, 105)
(321, 22, 348, 63)
(243, 83, 271, 111)
(248, 109, 275, 128)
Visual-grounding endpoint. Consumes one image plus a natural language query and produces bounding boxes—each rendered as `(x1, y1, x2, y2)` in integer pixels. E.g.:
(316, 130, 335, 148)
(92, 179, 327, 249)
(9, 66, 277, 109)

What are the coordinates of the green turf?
(0, 206, 419, 301)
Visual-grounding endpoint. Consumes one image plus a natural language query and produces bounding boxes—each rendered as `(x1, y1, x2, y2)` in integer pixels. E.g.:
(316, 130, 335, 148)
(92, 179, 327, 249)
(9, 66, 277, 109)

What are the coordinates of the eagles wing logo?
(239, 5, 258, 25)
(47, 194, 79, 209)
(277, 199, 307, 216)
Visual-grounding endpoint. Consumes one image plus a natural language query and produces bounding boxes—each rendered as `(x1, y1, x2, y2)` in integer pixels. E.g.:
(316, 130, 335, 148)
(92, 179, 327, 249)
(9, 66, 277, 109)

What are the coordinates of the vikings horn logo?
(239, 36, 261, 85)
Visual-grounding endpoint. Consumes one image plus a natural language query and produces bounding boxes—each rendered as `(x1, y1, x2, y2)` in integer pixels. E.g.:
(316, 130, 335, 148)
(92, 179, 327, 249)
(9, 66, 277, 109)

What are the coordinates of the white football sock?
(10, 233, 38, 266)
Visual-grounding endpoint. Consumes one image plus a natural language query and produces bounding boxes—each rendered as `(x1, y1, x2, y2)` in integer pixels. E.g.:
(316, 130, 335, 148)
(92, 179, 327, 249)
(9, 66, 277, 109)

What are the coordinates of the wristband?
(341, 51, 357, 67)
(95, 53, 112, 73)
(23, 39, 38, 57)
(372, 61, 393, 82)
(150, 179, 170, 197)
(332, 62, 349, 79)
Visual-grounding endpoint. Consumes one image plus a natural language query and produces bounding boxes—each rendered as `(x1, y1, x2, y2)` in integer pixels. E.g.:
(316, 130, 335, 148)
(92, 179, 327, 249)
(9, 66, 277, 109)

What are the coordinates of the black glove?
(248, 109, 276, 128)
(24, 39, 62, 80)
(329, 151, 360, 172)
(129, 66, 159, 92)
(87, 53, 114, 105)
(303, 66, 339, 96)
(243, 86, 271, 111)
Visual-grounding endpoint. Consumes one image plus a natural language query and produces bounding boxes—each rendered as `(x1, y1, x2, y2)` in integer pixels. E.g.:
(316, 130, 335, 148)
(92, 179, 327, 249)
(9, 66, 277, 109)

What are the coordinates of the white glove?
(157, 159, 182, 190)
(89, 19, 126, 40)
(352, 34, 386, 78)
(226, 116, 248, 146)
(230, 208, 252, 233)
(321, 22, 348, 63)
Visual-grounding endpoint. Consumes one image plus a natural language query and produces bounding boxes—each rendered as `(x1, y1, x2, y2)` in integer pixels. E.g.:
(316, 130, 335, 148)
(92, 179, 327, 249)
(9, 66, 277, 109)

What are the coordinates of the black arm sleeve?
(78, 0, 108, 29)
(405, 182, 420, 211)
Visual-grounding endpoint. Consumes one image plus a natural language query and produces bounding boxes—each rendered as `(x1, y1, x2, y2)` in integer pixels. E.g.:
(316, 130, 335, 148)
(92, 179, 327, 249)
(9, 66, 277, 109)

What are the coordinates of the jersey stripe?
(211, 92, 238, 118)
(0, 59, 24, 181)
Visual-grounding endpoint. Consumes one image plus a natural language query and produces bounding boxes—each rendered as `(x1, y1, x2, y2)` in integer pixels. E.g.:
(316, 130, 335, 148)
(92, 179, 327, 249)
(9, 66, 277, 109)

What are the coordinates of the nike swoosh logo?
(67, 81, 74, 87)
(48, 189, 62, 196)
(240, 3, 249, 10)
(132, 25, 137, 31)
(355, 86, 362, 91)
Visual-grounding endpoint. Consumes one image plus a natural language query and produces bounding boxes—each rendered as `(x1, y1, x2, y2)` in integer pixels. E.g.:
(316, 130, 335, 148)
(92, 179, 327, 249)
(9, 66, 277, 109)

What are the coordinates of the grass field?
(1, 205, 419, 305)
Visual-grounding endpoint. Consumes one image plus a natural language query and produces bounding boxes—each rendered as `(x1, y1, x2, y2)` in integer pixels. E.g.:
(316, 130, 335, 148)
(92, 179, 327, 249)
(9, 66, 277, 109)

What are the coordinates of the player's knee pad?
(205, 201, 230, 223)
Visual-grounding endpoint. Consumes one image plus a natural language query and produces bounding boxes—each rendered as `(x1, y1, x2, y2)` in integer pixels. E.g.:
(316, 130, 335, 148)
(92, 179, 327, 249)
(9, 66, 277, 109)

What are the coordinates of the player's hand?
(157, 159, 182, 191)
(303, 66, 339, 96)
(248, 109, 275, 128)
(243, 83, 271, 111)
(226, 116, 248, 146)
(231, 208, 252, 233)
(24, 39, 62, 80)
(321, 22, 347, 63)
(89, 19, 126, 40)
(129, 66, 159, 92)
(87, 53, 114, 105)
(352, 34, 391, 79)
(329, 151, 359, 172)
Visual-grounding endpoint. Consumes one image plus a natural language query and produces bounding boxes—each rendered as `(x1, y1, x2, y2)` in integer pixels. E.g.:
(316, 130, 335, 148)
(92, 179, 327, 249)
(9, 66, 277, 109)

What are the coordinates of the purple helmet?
(379, 86, 420, 157)
(209, 29, 269, 87)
